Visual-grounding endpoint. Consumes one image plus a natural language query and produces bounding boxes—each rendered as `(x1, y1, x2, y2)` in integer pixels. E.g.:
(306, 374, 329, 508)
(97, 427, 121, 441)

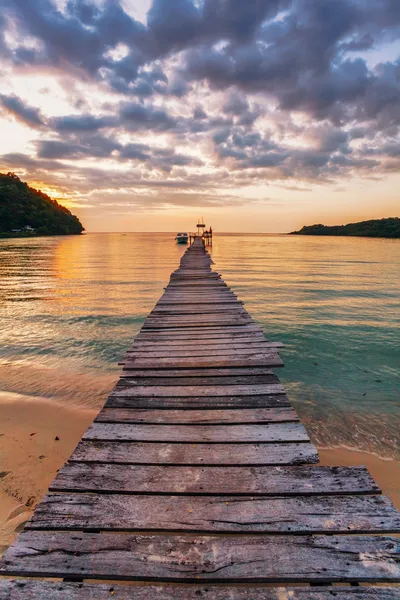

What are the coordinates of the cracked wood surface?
(1, 532, 399, 582)
(125, 340, 283, 348)
(83, 422, 309, 443)
(105, 393, 292, 409)
(116, 356, 284, 368)
(28, 493, 400, 533)
(115, 374, 281, 386)
(136, 325, 264, 334)
(134, 330, 266, 339)
(94, 407, 299, 424)
(124, 347, 280, 357)
(50, 464, 379, 495)
(69, 440, 318, 465)
(108, 384, 286, 398)
(1, 582, 399, 599)
(119, 368, 276, 377)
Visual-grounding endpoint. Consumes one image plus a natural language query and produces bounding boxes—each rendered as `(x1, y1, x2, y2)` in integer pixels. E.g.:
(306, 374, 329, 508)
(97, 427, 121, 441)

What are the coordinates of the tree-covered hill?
(0, 172, 84, 236)
(290, 218, 400, 238)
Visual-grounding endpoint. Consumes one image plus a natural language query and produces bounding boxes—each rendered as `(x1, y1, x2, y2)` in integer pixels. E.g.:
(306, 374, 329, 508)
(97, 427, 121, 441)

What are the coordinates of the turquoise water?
(0, 233, 399, 458)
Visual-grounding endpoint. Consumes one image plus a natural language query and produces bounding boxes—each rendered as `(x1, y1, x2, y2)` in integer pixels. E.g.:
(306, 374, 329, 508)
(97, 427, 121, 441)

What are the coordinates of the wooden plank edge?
(0, 581, 399, 599)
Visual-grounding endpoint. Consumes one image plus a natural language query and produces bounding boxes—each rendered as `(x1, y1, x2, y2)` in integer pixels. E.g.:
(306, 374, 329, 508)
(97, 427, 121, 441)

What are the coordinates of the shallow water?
(0, 233, 399, 458)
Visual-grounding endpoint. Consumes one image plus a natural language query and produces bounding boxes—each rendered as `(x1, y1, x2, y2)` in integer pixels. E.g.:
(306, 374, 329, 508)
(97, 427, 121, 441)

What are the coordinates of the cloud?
(3, 0, 148, 85)
(147, 0, 201, 55)
(0, 0, 399, 216)
(119, 143, 151, 160)
(52, 114, 116, 132)
(0, 94, 44, 127)
(36, 135, 120, 159)
(119, 101, 177, 131)
(223, 90, 249, 116)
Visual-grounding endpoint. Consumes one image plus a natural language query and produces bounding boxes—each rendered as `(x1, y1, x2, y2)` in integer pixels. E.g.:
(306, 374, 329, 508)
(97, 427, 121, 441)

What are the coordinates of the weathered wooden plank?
(117, 357, 284, 368)
(160, 290, 236, 294)
(116, 375, 280, 387)
(162, 285, 233, 289)
(143, 321, 255, 330)
(120, 368, 275, 377)
(70, 440, 317, 465)
(135, 333, 266, 341)
(151, 308, 248, 316)
(136, 327, 264, 337)
(170, 279, 223, 283)
(83, 422, 309, 443)
(124, 347, 278, 358)
(149, 306, 247, 314)
(157, 299, 242, 305)
(145, 316, 252, 323)
(128, 345, 274, 353)
(165, 286, 230, 291)
(1, 581, 398, 600)
(146, 317, 252, 323)
(139, 325, 263, 334)
(105, 394, 292, 409)
(171, 272, 220, 278)
(2, 532, 398, 582)
(166, 275, 225, 279)
(157, 301, 237, 306)
(152, 307, 246, 315)
(171, 271, 222, 275)
(110, 384, 285, 397)
(160, 295, 238, 300)
(50, 464, 380, 495)
(28, 492, 400, 533)
(95, 407, 299, 424)
(165, 284, 232, 286)
(133, 329, 268, 348)
(161, 287, 234, 292)
(135, 332, 265, 340)
(170, 273, 221, 276)
(130, 337, 279, 345)
(128, 340, 282, 348)
(169, 275, 220, 279)
(144, 315, 253, 324)
(163, 287, 229, 290)
(167, 282, 228, 287)
(158, 300, 238, 304)
(126, 341, 271, 350)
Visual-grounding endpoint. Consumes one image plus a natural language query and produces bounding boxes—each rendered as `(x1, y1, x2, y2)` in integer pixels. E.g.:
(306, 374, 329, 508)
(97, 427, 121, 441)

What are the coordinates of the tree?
(0, 173, 85, 235)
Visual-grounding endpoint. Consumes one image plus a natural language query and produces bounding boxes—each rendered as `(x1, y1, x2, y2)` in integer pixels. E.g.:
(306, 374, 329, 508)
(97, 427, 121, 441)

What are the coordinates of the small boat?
(175, 232, 189, 244)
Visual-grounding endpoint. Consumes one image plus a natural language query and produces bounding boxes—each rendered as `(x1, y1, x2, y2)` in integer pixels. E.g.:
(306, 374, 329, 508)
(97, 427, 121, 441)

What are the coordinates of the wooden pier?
(1, 237, 399, 598)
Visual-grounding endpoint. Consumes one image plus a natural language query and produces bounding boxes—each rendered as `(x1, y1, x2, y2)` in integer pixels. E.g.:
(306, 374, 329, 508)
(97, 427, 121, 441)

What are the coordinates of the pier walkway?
(1, 237, 399, 598)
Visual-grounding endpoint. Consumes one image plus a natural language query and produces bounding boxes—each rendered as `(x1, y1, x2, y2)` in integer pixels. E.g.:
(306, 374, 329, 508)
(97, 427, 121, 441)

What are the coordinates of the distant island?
(290, 218, 400, 238)
(0, 172, 84, 237)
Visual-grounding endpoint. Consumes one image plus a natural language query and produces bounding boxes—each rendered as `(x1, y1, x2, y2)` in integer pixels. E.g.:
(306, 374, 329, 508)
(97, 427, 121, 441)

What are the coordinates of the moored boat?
(175, 232, 189, 244)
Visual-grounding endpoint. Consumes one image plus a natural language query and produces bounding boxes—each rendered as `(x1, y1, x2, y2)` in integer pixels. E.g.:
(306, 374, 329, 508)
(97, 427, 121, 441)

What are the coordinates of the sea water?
(0, 233, 399, 458)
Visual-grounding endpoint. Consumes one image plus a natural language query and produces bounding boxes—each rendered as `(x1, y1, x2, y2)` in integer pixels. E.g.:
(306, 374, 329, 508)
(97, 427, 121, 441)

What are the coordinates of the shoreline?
(0, 232, 84, 239)
(1, 396, 399, 555)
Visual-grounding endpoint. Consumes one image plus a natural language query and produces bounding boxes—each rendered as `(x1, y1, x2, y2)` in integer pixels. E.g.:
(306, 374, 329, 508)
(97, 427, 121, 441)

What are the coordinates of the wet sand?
(318, 447, 400, 511)
(1, 397, 399, 555)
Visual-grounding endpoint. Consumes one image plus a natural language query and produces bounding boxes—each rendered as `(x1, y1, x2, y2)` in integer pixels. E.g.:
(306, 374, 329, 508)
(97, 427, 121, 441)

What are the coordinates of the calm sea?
(0, 233, 399, 458)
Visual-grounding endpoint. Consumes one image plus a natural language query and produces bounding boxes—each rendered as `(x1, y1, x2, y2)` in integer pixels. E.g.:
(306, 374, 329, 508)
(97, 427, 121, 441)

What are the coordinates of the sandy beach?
(0, 395, 96, 554)
(1, 395, 399, 555)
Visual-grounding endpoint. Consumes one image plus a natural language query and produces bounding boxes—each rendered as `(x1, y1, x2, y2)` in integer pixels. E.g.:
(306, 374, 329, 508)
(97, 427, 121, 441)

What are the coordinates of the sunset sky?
(0, 0, 399, 232)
